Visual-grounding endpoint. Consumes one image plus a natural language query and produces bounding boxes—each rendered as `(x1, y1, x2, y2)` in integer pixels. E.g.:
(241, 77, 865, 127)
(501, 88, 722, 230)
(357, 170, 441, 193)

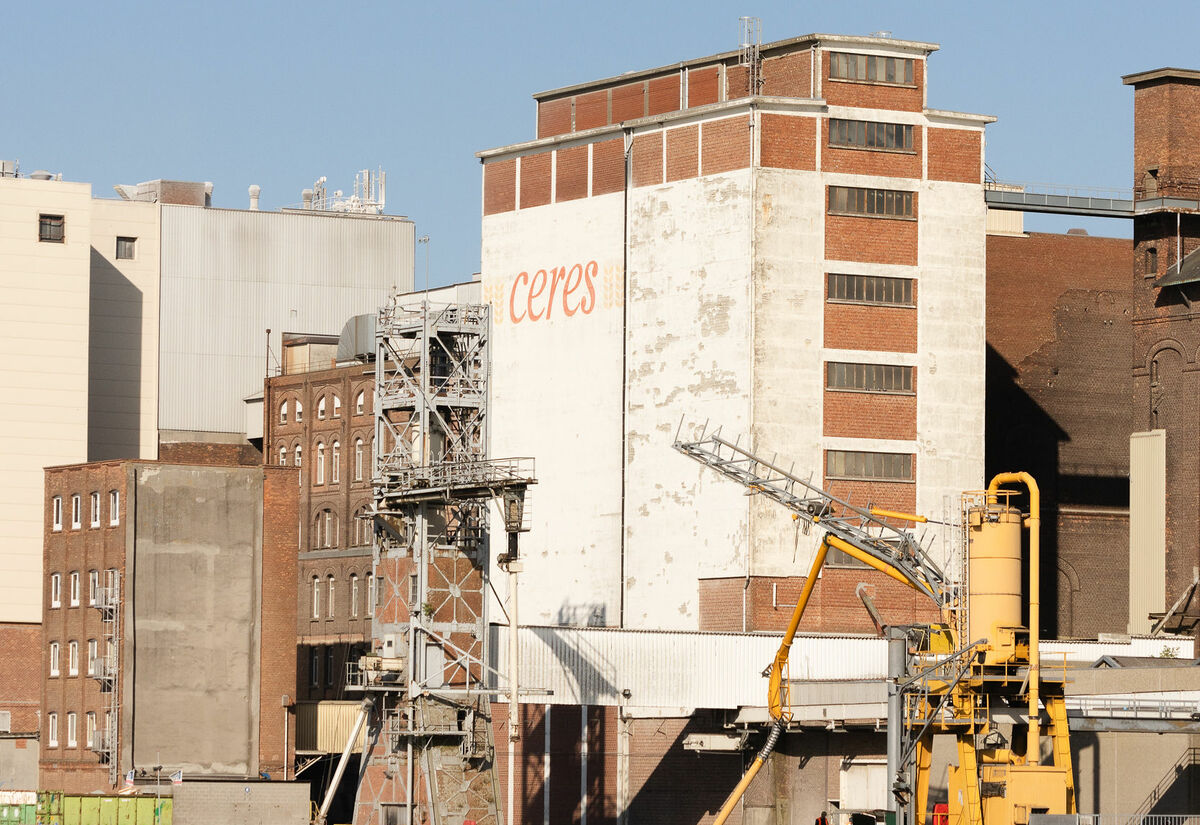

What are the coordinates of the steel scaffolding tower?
(350, 298, 534, 825)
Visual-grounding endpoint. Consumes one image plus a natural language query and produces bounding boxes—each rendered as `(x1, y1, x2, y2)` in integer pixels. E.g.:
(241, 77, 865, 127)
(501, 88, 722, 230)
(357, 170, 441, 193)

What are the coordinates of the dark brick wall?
(0, 623, 42, 734)
(986, 231, 1133, 638)
(158, 441, 260, 466)
(259, 466, 298, 776)
(927, 127, 981, 183)
(825, 212, 918, 266)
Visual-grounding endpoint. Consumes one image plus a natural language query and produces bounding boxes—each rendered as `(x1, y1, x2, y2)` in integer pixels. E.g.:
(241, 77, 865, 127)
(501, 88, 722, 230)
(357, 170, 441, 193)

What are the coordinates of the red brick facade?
(825, 212, 918, 266)
(927, 128, 981, 183)
(259, 466, 299, 777)
(0, 623, 43, 736)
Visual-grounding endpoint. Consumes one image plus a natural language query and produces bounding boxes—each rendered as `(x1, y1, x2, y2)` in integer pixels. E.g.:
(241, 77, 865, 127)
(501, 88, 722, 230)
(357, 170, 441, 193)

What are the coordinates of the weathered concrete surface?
(130, 464, 263, 775)
(173, 780, 310, 825)
(0, 739, 38, 790)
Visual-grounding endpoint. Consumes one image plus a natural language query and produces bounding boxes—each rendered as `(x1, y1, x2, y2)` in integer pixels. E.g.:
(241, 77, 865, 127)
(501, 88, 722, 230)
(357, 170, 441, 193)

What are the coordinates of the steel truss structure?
(351, 298, 534, 825)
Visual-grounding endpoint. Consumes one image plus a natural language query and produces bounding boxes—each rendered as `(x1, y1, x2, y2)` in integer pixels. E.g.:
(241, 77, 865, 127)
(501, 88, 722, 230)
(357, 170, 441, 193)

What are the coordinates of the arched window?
(294, 444, 302, 467)
(350, 574, 359, 618)
(316, 442, 326, 484)
(295, 400, 303, 423)
(331, 441, 340, 483)
(318, 396, 327, 420)
(354, 506, 372, 547)
(278, 445, 287, 466)
(327, 575, 335, 618)
(279, 401, 288, 424)
(355, 391, 365, 415)
(333, 395, 342, 418)
(311, 577, 320, 620)
(315, 509, 339, 549)
(354, 438, 364, 481)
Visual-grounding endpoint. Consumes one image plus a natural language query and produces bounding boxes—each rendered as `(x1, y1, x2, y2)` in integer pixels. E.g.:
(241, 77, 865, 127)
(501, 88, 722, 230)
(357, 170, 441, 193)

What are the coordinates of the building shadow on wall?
(985, 345, 1066, 638)
(88, 247, 143, 461)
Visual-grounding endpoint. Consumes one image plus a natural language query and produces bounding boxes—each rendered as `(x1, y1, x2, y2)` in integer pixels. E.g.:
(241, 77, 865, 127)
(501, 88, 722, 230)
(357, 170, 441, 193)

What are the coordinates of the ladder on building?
(673, 420, 956, 607)
(91, 571, 121, 788)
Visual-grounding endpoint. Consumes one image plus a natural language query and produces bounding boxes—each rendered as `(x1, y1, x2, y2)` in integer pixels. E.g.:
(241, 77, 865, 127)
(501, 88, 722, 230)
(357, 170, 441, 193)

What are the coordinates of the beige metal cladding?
(967, 505, 1023, 659)
(1129, 430, 1166, 635)
(157, 206, 415, 434)
(295, 701, 369, 753)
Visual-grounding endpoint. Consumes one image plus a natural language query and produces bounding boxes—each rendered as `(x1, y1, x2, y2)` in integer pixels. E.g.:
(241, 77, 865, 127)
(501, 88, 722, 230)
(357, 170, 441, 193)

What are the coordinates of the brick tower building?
(1123, 68, 1200, 633)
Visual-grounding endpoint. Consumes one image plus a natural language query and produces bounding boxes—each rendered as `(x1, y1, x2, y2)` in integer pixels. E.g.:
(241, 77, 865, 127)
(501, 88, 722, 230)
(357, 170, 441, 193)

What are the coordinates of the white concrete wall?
(0, 178, 93, 622)
(917, 177, 987, 568)
(88, 198, 160, 461)
(482, 194, 626, 627)
(750, 168, 829, 576)
(624, 172, 755, 628)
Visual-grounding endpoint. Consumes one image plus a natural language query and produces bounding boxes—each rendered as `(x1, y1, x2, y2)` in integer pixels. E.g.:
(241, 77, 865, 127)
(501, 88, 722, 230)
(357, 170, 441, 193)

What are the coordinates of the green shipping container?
(37, 794, 170, 825)
(0, 803, 36, 824)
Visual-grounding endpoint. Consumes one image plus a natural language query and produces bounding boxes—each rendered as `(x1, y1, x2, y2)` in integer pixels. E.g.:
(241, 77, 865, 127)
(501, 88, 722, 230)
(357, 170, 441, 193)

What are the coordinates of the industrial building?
(478, 31, 992, 634)
(39, 460, 298, 794)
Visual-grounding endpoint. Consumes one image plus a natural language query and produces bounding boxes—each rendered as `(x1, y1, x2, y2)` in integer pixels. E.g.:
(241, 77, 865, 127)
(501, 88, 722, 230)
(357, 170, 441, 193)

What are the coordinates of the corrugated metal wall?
(1128, 430, 1166, 634)
(295, 701, 369, 753)
(489, 626, 1195, 711)
(158, 206, 414, 434)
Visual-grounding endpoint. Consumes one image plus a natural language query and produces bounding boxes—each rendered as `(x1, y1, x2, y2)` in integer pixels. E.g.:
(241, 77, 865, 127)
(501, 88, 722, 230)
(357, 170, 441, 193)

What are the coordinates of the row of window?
(279, 438, 371, 486)
(280, 390, 367, 425)
(828, 185, 914, 219)
(49, 569, 116, 610)
(829, 52, 915, 86)
(48, 638, 109, 678)
(826, 449, 913, 481)
(46, 710, 110, 749)
(36, 214, 136, 259)
(828, 273, 913, 307)
(51, 491, 119, 532)
(826, 362, 913, 394)
(829, 118, 913, 152)
(311, 572, 381, 620)
(312, 506, 373, 550)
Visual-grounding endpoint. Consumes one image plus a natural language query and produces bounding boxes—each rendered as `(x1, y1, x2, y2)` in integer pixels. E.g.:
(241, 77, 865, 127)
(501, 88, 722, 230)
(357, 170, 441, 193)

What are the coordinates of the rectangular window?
(829, 118, 913, 151)
(326, 648, 335, 687)
(50, 574, 61, 609)
(826, 450, 913, 481)
(48, 713, 58, 747)
(89, 570, 98, 606)
(109, 490, 120, 525)
(67, 712, 77, 747)
(88, 639, 98, 676)
(310, 649, 320, 688)
(86, 712, 96, 748)
(90, 492, 100, 527)
(830, 52, 914, 85)
(68, 641, 78, 676)
(827, 273, 914, 306)
(312, 579, 320, 620)
(50, 642, 60, 677)
(828, 186, 914, 218)
(38, 214, 65, 243)
(71, 495, 81, 529)
(327, 577, 335, 619)
(69, 572, 80, 607)
(52, 496, 62, 531)
(115, 237, 136, 260)
(351, 576, 360, 619)
(827, 362, 913, 394)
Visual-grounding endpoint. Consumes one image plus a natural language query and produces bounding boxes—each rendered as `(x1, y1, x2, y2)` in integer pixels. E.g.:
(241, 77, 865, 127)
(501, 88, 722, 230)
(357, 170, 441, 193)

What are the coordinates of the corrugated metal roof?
(158, 206, 414, 434)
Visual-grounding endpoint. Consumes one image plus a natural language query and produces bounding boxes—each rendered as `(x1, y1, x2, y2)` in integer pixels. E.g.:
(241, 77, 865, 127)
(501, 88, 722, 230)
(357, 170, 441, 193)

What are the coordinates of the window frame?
(825, 449, 914, 482)
(109, 490, 120, 526)
(52, 496, 62, 531)
(279, 445, 287, 466)
(38, 214, 65, 243)
(826, 361, 914, 395)
(333, 395, 342, 418)
(295, 444, 303, 468)
(351, 574, 360, 618)
(295, 400, 303, 422)
(50, 641, 60, 677)
(67, 712, 77, 747)
(355, 438, 365, 482)
(828, 118, 915, 153)
(828, 185, 915, 220)
(50, 574, 62, 609)
(316, 442, 326, 485)
(89, 492, 100, 528)
(280, 400, 288, 424)
(48, 713, 58, 747)
(326, 647, 336, 687)
(829, 52, 915, 87)
(68, 641, 78, 676)
(88, 570, 98, 606)
(826, 273, 915, 308)
(115, 236, 136, 260)
(331, 441, 340, 484)
(327, 575, 335, 619)
(312, 577, 320, 620)
(310, 648, 320, 687)
(355, 391, 365, 416)
(71, 495, 81, 529)
(318, 396, 327, 420)
(86, 711, 96, 748)
(87, 638, 98, 676)
(69, 571, 80, 607)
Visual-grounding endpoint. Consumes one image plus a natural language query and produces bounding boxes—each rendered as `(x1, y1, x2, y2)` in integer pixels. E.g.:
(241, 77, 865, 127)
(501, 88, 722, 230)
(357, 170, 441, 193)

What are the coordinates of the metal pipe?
(317, 698, 373, 824)
(887, 627, 908, 825)
(283, 704, 289, 782)
(987, 472, 1040, 765)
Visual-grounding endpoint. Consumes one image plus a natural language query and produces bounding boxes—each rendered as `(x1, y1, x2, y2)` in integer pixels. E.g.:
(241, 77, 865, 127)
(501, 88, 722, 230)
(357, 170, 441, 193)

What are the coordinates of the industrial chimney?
(249, 184, 261, 211)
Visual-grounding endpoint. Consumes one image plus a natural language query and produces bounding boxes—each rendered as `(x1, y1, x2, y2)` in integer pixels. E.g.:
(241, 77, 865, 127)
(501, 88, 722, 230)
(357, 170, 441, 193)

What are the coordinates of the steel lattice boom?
(673, 421, 956, 607)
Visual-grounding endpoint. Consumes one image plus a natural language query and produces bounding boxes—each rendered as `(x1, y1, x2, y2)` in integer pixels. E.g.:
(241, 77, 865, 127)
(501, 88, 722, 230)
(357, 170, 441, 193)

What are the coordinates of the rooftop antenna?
(739, 16, 763, 96)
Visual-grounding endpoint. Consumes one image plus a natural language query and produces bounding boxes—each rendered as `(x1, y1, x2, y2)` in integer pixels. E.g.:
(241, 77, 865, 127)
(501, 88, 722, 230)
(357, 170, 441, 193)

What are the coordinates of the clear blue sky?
(5, 0, 1197, 287)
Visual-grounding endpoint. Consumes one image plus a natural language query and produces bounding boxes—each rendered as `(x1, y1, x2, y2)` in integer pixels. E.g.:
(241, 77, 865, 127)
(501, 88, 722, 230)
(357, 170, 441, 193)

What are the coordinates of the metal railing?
(984, 179, 1134, 201)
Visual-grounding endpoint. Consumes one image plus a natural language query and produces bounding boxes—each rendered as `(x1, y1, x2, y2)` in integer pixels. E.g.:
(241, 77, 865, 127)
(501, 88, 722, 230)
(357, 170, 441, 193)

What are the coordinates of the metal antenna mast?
(739, 16, 763, 95)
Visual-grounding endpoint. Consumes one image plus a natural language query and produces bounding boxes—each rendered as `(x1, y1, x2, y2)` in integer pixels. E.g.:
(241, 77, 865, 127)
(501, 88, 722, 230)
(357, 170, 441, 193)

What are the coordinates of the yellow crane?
(674, 425, 1074, 825)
